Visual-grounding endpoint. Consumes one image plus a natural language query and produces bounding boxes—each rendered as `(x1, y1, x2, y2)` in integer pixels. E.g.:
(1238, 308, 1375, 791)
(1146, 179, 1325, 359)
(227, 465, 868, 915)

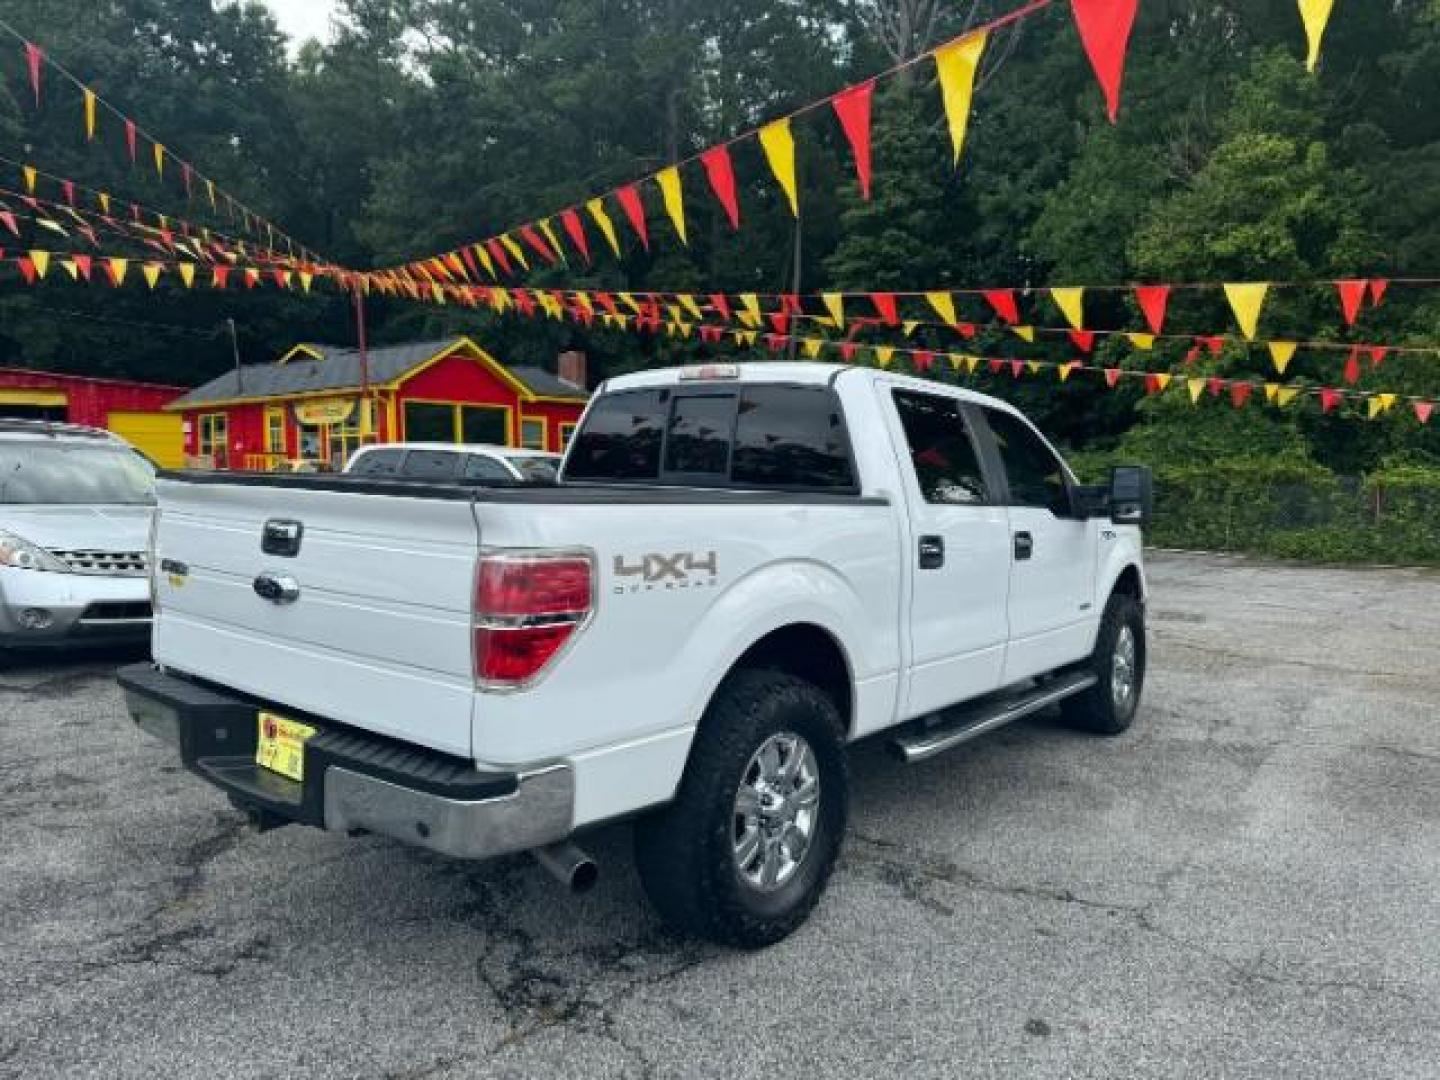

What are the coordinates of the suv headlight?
(0, 530, 72, 573)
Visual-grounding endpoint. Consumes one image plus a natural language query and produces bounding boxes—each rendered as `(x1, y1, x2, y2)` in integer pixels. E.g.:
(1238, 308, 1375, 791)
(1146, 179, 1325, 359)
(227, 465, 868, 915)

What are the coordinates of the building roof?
(169, 338, 587, 409)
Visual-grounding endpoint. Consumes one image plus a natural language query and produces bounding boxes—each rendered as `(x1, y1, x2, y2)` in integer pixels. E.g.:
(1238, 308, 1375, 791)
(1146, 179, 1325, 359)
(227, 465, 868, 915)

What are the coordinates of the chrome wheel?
(1112, 625, 1137, 711)
(732, 733, 820, 892)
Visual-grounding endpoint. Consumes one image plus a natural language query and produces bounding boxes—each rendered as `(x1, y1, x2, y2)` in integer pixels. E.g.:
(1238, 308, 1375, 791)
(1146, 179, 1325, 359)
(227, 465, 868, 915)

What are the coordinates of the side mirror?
(1110, 465, 1154, 527)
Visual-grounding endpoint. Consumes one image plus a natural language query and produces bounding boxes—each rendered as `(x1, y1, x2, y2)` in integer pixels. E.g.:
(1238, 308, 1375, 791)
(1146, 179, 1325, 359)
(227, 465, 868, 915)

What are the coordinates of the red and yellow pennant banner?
(0, 16, 324, 266)
(0, 246, 341, 295)
(366, 0, 1345, 285)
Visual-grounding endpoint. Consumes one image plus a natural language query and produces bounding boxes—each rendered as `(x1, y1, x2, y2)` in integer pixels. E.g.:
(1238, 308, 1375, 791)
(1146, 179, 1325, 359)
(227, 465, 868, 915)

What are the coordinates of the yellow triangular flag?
(1224, 282, 1269, 340)
(1373, 393, 1397, 418)
(1277, 387, 1301, 407)
(586, 197, 621, 257)
(758, 119, 799, 217)
(432, 284, 446, 305)
(62, 259, 79, 281)
(206, 179, 217, 209)
(177, 263, 196, 289)
(1188, 377, 1206, 403)
(153, 143, 165, 178)
(1154, 373, 1173, 392)
(84, 89, 97, 141)
(934, 31, 988, 166)
(1298, 0, 1336, 72)
(500, 234, 529, 271)
(964, 355, 980, 374)
(1268, 341, 1297, 374)
(821, 293, 845, 327)
(666, 304, 684, 325)
(299, 271, 314, 294)
(875, 346, 896, 369)
(29, 251, 50, 279)
(678, 294, 704, 321)
(1265, 383, 1280, 403)
(1051, 287, 1085, 330)
(539, 219, 565, 263)
(142, 262, 163, 289)
(473, 244, 495, 278)
(656, 166, 687, 245)
(1010, 325, 1035, 343)
(948, 353, 966, 371)
(22, 165, 36, 194)
(1059, 362, 1078, 383)
(739, 293, 763, 328)
(98, 192, 111, 215)
(107, 258, 128, 286)
(1127, 333, 1155, 350)
(926, 291, 957, 325)
(803, 338, 825, 359)
(1027, 361, 1042, 376)
(902, 320, 920, 337)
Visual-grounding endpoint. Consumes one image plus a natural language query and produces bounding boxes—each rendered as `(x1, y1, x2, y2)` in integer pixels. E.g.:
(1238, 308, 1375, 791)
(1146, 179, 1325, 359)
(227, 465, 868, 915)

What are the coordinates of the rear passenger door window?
(733, 386, 855, 490)
(892, 390, 991, 505)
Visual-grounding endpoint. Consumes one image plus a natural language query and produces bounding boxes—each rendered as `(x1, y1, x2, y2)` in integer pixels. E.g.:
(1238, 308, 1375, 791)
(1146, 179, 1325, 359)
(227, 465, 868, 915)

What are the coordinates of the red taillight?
(474, 552, 594, 689)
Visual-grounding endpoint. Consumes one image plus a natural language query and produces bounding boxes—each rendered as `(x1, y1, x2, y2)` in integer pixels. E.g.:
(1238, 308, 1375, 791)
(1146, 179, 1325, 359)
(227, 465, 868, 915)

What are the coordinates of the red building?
(0, 368, 187, 466)
(169, 337, 590, 471)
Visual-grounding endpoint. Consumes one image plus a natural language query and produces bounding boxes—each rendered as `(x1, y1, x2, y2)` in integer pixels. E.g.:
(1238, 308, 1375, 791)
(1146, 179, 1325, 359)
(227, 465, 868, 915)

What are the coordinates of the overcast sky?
(261, 0, 340, 52)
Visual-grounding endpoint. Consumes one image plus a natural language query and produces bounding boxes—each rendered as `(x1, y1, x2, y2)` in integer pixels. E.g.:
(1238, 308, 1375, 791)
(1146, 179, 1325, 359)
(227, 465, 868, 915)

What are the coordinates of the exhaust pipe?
(533, 840, 599, 894)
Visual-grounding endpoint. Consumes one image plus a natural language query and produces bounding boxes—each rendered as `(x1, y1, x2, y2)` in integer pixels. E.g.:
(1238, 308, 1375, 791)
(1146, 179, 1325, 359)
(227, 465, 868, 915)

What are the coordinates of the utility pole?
(786, 214, 803, 362)
(354, 285, 372, 442)
(227, 318, 242, 394)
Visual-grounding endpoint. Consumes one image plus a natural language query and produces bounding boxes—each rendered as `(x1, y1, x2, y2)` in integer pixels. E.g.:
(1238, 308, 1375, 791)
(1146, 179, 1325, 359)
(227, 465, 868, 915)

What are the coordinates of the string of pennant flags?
(439, 283, 1434, 424)
(0, 15, 326, 266)
(0, 247, 325, 292)
(367, 0, 1346, 285)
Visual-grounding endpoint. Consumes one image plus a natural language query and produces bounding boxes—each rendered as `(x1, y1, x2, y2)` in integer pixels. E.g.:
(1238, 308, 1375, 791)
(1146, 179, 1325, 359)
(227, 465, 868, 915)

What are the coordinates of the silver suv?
(0, 421, 157, 649)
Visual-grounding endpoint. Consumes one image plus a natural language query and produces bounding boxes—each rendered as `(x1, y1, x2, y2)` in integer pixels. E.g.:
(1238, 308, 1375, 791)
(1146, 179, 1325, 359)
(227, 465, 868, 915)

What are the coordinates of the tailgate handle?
(253, 573, 300, 605)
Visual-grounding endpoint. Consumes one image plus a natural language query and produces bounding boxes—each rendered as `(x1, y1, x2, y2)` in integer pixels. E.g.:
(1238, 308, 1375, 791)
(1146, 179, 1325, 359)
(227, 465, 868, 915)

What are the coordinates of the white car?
(0, 422, 156, 648)
(122, 363, 1151, 946)
(345, 442, 561, 485)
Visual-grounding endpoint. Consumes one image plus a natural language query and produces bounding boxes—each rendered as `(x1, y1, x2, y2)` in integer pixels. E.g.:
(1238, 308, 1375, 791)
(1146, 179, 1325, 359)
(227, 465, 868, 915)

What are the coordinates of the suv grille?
(48, 550, 149, 577)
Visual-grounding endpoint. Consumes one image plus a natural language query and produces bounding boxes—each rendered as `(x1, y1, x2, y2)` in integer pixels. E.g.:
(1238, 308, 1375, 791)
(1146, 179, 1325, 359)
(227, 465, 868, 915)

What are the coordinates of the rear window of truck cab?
(565, 384, 856, 491)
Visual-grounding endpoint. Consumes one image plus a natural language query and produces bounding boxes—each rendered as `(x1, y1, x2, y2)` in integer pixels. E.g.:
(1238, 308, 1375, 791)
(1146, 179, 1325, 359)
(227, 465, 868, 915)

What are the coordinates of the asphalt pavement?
(1, 552, 1437, 1079)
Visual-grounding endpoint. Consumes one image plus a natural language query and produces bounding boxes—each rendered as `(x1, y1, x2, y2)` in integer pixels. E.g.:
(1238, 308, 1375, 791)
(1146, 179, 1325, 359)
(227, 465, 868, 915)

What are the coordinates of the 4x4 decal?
(613, 551, 719, 593)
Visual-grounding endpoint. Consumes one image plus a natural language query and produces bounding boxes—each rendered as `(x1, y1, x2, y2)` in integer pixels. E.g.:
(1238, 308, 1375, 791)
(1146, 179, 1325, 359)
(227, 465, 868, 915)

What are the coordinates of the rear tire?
(634, 669, 848, 948)
(1062, 592, 1146, 735)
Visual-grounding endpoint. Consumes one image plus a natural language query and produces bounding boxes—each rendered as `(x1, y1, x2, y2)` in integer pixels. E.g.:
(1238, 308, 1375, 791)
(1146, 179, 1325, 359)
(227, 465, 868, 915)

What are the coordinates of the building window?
(559, 422, 577, 450)
(404, 402, 455, 443)
(198, 413, 228, 464)
(461, 404, 509, 446)
(520, 417, 547, 451)
(264, 408, 287, 456)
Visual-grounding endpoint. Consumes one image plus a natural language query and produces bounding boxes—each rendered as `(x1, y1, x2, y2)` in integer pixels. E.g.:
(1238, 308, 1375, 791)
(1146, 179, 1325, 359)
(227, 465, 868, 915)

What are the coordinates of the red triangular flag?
(1104, 368, 1122, 388)
(61, 180, 75, 206)
(988, 359, 1005, 375)
(1414, 401, 1434, 425)
(1144, 373, 1163, 395)
(1010, 359, 1026, 379)
(913, 350, 935, 372)
(1070, 0, 1140, 123)
(839, 342, 858, 362)
(983, 289, 1019, 324)
(519, 224, 558, 265)
(701, 146, 740, 230)
(24, 43, 43, 107)
(831, 80, 874, 200)
(125, 119, 138, 162)
(768, 312, 790, 335)
(1337, 279, 1367, 326)
(1343, 347, 1361, 385)
(1368, 346, 1388, 369)
(459, 245, 480, 279)
(212, 265, 230, 290)
(765, 333, 789, 353)
(0, 210, 16, 236)
(1321, 388, 1343, 414)
(1068, 329, 1095, 353)
(72, 254, 92, 281)
(871, 292, 899, 325)
(1134, 285, 1170, 335)
(16, 256, 36, 285)
(1230, 383, 1253, 409)
(1199, 335, 1225, 357)
(956, 322, 977, 339)
(615, 184, 649, 251)
(484, 238, 513, 277)
(781, 293, 803, 316)
(1207, 378, 1224, 397)
(1368, 279, 1389, 307)
(560, 209, 590, 264)
(708, 293, 731, 321)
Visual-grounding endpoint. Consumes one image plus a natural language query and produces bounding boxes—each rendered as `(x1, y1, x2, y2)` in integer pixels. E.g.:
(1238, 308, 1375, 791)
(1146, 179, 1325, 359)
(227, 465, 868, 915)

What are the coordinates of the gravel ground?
(1, 551, 1437, 1079)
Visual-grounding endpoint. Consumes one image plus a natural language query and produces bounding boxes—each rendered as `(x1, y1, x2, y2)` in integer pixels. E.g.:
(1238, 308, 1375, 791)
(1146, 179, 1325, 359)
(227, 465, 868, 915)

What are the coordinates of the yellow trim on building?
(0, 389, 68, 407)
(276, 344, 325, 365)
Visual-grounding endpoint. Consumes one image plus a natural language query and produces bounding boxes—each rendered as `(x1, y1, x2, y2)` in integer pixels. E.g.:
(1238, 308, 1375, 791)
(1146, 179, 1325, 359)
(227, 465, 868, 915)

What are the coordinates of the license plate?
(256, 712, 316, 782)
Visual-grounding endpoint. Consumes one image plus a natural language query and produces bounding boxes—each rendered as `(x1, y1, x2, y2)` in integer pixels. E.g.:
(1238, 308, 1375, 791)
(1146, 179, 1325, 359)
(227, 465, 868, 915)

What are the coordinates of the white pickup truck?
(120, 362, 1152, 947)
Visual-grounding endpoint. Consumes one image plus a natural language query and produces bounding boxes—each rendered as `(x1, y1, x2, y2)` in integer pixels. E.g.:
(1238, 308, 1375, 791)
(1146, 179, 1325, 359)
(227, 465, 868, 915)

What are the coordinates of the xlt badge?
(613, 551, 719, 594)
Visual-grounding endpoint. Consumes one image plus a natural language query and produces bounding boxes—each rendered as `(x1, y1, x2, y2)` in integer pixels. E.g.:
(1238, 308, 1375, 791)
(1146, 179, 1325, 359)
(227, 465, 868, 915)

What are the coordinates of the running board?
(889, 672, 1098, 764)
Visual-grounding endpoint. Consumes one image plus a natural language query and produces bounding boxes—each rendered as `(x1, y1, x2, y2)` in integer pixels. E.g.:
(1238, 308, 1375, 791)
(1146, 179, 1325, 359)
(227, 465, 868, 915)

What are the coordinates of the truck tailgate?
(151, 478, 480, 758)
